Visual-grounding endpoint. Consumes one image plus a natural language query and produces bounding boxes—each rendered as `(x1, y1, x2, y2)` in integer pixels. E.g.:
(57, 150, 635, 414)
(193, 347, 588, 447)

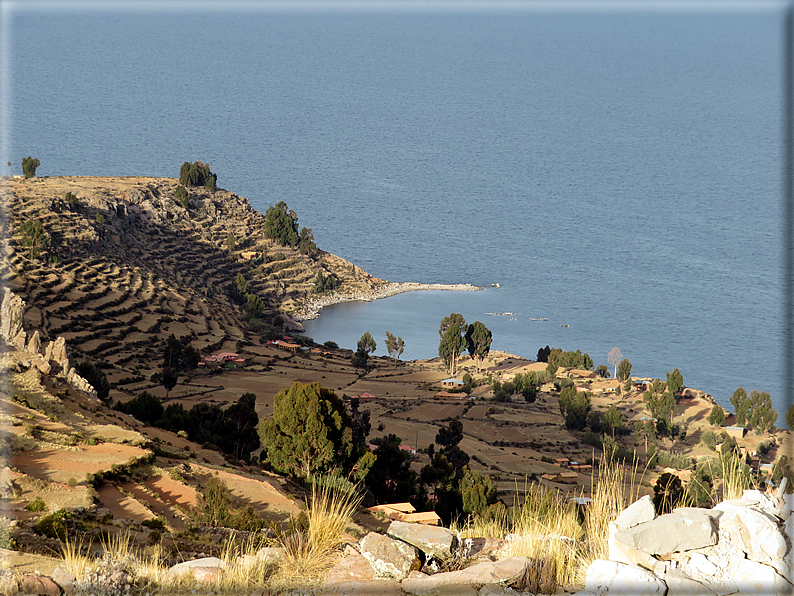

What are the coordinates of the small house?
(554, 457, 570, 467)
(365, 503, 440, 526)
(541, 471, 578, 484)
(724, 426, 747, 439)
(440, 378, 464, 387)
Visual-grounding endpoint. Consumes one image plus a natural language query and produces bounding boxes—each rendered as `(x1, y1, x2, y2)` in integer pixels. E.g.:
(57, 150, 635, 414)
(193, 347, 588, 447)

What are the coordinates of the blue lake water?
(6, 4, 789, 419)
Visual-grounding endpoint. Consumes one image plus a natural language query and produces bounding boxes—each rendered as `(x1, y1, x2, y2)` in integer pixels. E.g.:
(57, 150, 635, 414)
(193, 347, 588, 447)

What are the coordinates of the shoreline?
(291, 282, 483, 322)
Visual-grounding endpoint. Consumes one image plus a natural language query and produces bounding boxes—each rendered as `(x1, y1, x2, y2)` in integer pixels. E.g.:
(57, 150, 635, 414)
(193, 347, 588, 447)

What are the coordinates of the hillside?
(0, 175, 791, 594)
(3, 175, 382, 359)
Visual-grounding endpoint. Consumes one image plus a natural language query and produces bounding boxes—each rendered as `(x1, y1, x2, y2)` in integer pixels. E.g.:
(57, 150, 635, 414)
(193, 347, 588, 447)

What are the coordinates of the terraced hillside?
(1, 175, 383, 380)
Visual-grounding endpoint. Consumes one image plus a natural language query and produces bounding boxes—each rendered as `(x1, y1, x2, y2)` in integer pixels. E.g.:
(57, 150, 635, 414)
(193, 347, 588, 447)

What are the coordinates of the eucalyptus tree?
(438, 313, 466, 376)
(465, 321, 492, 372)
(385, 331, 405, 362)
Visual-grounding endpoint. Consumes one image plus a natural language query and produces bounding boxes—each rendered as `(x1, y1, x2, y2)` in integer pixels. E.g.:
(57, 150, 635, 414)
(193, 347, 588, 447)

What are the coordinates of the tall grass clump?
(456, 482, 582, 592)
(268, 483, 362, 593)
(720, 449, 753, 501)
(581, 454, 645, 576)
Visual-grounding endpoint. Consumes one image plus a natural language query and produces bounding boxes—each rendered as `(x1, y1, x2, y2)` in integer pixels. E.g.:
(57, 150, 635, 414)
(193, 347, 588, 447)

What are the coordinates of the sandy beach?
(292, 281, 483, 321)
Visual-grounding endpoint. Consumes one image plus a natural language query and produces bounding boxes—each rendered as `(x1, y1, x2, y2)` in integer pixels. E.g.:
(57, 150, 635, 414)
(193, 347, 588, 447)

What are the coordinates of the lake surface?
(6, 3, 789, 419)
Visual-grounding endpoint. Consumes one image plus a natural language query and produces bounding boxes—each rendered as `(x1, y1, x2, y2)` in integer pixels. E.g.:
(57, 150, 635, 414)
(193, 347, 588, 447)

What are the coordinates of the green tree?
(436, 418, 464, 448)
(179, 160, 217, 190)
(746, 389, 777, 434)
(731, 387, 750, 427)
(199, 477, 233, 527)
(787, 404, 794, 430)
(708, 404, 726, 427)
(666, 368, 684, 394)
(224, 393, 261, 461)
(226, 232, 236, 253)
(438, 313, 466, 376)
(22, 156, 40, 179)
(357, 331, 377, 355)
(653, 472, 685, 515)
(460, 467, 496, 516)
(161, 367, 178, 398)
(364, 434, 421, 505)
(245, 294, 265, 320)
(259, 381, 371, 479)
(385, 331, 405, 362)
(645, 389, 675, 431)
(175, 185, 190, 209)
(263, 201, 299, 247)
(464, 321, 492, 372)
(603, 405, 623, 437)
(18, 219, 49, 259)
(559, 386, 591, 431)
(76, 362, 110, 402)
(298, 227, 317, 255)
(617, 359, 632, 381)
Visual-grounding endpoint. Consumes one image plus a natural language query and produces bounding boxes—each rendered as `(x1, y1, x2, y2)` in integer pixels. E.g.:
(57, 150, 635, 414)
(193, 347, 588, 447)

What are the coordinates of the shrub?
(22, 156, 40, 178)
(25, 496, 47, 512)
(174, 185, 189, 208)
(18, 219, 49, 259)
(701, 430, 717, 451)
(34, 509, 72, 540)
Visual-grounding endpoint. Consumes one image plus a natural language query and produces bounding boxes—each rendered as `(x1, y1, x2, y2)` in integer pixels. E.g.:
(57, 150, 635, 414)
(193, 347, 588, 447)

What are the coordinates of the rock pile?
(1, 288, 98, 400)
(321, 521, 543, 596)
(575, 487, 792, 596)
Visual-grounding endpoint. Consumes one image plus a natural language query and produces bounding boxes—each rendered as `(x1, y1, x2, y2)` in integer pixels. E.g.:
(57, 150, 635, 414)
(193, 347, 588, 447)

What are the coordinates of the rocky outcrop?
(1, 287, 26, 348)
(1, 289, 98, 399)
(575, 487, 793, 596)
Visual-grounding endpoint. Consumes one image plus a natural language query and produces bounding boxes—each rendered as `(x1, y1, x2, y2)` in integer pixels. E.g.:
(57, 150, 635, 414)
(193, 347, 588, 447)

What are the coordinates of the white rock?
(584, 560, 666, 596)
(727, 557, 794, 596)
(720, 506, 787, 563)
(168, 556, 225, 576)
(614, 495, 655, 530)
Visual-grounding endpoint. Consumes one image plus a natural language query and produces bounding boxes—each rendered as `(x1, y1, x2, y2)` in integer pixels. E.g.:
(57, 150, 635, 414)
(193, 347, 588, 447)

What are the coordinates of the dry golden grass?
(720, 450, 753, 501)
(268, 484, 362, 594)
(456, 455, 648, 590)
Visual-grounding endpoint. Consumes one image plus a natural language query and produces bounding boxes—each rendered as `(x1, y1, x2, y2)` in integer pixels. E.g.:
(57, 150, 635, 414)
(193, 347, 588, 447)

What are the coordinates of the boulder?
(255, 546, 286, 564)
(320, 548, 403, 596)
(719, 505, 788, 566)
(168, 556, 226, 576)
(359, 532, 421, 580)
(387, 520, 457, 559)
(584, 560, 666, 596)
(612, 510, 717, 555)
(190, 566, 220, 583)
(16, 573, 61, 596)
(727, 556, 794, 596)
(662, 567, 717, 595)
(52, 566, 77, 593)
(401, 557, 529, 596)
(30, 355, 51, 375)
(607, 521, 664, 575)
(614, 495, 655, 530)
